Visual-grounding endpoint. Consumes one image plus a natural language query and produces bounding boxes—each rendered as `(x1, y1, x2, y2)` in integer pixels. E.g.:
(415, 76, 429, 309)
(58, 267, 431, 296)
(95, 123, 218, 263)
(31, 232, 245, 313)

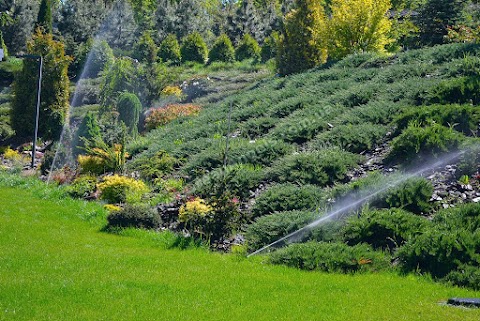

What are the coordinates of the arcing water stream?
(247, 149, 471, 257)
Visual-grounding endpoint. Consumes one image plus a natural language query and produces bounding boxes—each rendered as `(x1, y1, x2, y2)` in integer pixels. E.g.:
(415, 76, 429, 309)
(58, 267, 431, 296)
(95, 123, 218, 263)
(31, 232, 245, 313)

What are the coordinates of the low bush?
(98, 175, 149, 204)
(425, 76, 480, 105)
(394, 104, 480, 136)
(398, 228, 480, 279)
(181, 32, 208, 64)
(192, 164, 264, 200)
(387, 122, 464, 165)
(269, 241, 391, 273)
(444, 264, 480, 290)
(377, 177, 434, 215)
(343, 208, 429, 252)
(235, 34, 261, 61)
(130, 150, 177, 181)
(209, 34, 235, 63)
(159, 34, 181, 64)
(77, 155, 106, 175)
(145, 104, 201, 130)
(240, 117, 279, 138)
(106, 204, 161, 229)
(66, 175, 97, 199)
(311, 123, 388, 153)
(245, 210, 317, 251)
(252, 183, 325, 217)
(268, 149, 361, 186)
(432, 203, 480, 232)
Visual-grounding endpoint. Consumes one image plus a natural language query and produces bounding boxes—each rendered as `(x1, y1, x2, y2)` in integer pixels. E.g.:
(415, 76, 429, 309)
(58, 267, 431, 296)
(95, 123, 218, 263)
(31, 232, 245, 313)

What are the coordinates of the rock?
(472, 197, 480, 203)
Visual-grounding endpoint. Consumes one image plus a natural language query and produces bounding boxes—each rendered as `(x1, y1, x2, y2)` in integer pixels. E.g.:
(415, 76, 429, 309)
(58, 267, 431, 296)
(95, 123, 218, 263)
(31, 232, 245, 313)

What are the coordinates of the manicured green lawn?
(1, 185, 479, 320)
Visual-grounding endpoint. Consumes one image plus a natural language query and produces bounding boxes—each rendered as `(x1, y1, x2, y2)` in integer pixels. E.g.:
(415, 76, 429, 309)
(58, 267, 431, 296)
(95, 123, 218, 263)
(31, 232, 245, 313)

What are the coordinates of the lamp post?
(17, 54, 43, 169)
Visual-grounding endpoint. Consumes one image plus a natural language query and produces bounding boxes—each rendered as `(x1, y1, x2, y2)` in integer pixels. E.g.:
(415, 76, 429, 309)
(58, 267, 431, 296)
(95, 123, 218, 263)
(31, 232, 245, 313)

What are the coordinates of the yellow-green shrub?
(179, 198, 212, 224)
(97, 175, 149, 204)
(78, 155, 105, 175)
(3, 147, 22, 160)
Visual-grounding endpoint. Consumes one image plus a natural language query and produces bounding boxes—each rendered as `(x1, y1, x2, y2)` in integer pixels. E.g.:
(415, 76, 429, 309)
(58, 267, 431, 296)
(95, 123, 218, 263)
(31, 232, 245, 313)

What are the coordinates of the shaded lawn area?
(0, 186, 479, 321)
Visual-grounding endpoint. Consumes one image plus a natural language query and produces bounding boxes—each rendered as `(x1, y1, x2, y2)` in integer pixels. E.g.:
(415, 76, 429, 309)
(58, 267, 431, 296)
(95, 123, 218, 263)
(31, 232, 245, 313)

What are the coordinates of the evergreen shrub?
(270, 241, 390, 273)
(107, 204, 161, 229)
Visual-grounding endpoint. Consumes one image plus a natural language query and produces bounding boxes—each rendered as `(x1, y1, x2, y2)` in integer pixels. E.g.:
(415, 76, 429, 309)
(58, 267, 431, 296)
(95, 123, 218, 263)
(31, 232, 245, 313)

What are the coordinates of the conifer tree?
(37, 0, 53, 33)
(74, 111, 102, 156)
(11, 29, 71, 141)
(329, 0, 393, 59)
(278, 0, 328, 75)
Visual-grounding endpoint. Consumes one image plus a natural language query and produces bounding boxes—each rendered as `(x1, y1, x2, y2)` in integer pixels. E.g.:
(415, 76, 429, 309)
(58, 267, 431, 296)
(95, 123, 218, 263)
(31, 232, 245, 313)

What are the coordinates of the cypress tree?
(37, 0, 53, 33)
(74, 112, 102, 156)
(117, 92, 142, 138)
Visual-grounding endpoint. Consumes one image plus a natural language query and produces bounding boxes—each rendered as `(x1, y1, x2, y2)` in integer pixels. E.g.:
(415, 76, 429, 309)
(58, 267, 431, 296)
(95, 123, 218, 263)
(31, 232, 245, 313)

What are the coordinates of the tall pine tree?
(37, 0, 53, 33)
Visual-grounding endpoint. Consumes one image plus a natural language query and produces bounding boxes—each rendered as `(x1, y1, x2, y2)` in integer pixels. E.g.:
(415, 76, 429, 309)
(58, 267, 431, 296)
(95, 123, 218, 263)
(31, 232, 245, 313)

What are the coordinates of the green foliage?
(270, 241, 391, 273)
(235, 34, 261, 61)
(106, 204, 161, 229)
(311, 123, 388, 153)
(261, 31, 279, 63)
(240, 116, 279, 138)
(100, 57, 137, 109)
(387, 122, 465, 164)
(11, 29, 71, 141)
(425, 76, 480, 105)
(158, 34, 181, 64)
(379, 177, 434, 214)
(268, 149, 361, 186)
(209, 34, 235, 63)
(192, 164, 264, 200)
(343, 208, 429, 252)
(278, 0, 328, 75)
(433, 203, 480, 233)
(328, 0, 393, 59)
(117, 92, 142, 137)
(36, 0, 52, 34)
(74, 111, 101, 156)
(0, 31, 8, 58)
(398, 228, 480, 278)
(415, 0, 466, 45)
(180, 32, 208, 64)
(82, 40, 114, 79)
(394, 104, 480, 136)
(65, 175, 97, 199)
(133, 31, 158, 64)
(131, 150, 177, 181)
(444, 264, 480, 290)
(252, 183, 325, 217)
(98, 175, 149, 204)
(245, 210, 317, 250)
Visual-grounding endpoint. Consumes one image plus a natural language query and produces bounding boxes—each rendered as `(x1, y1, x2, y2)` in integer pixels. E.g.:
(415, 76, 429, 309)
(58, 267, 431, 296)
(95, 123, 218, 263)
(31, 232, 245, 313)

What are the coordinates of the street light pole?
(31, 55, 43, 169)
(17, 54, 43, 169)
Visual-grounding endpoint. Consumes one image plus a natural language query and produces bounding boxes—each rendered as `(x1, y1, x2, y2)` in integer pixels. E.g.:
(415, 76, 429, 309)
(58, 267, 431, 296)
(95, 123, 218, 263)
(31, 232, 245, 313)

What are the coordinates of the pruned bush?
(181, 32, 208, 64)
(394, 104, 480, 136)
(235, 34, 261, 61)
(145, 104, 201, 130)
(252, 183, 325, 217)
(209, 34, 235, 63)
(159, 34, 181, 64)
(192, 164, 264, 200)
(343, 208, 429, 252)
(269, 241, 391, 273)
(98, 175, 149, 204)
(268, 149, 361, 186)
(387, 122, 464, 165)
(245, 210, 317, 250)
(311, 123, 388, 153)
(66, 175, 97, 199)
(107, 204, 161, 229)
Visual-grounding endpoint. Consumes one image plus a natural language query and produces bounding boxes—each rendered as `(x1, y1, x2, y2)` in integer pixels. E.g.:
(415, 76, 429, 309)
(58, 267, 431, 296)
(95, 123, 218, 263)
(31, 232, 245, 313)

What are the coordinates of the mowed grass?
(1, 185, 480, 321)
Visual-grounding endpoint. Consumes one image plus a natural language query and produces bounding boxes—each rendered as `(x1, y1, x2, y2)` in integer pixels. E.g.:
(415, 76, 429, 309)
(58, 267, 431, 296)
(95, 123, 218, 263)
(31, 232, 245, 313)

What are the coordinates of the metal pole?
(31, 56, 42, 169)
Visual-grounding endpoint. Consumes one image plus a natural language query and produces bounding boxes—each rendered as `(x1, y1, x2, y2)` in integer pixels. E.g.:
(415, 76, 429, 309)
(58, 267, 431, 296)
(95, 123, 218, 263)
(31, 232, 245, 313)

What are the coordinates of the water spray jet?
(247, 149, 471, 257)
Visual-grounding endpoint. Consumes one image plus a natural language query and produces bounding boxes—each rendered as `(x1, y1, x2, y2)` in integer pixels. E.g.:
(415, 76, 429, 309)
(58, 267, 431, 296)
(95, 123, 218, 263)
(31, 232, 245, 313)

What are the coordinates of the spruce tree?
(117, 92, 142, 137)
(37, 0, 53, 33)
(74, 111, 101, 156)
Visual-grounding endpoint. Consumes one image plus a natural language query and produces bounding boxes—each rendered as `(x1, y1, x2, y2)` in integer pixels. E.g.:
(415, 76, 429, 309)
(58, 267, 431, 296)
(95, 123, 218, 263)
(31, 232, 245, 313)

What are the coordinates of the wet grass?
(1, 178, 480, 320)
